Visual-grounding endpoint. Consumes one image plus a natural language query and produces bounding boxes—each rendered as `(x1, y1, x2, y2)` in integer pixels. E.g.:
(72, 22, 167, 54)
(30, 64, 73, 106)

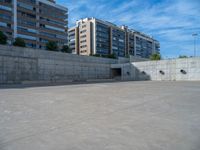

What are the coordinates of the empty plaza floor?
(0, 81, 200, 150)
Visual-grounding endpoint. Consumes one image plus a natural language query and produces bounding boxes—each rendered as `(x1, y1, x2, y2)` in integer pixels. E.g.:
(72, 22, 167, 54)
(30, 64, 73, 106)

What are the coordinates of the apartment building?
(0, 0, 13, 44)
(69, 18, 160, 58)
(72, 18, 126, 57)
(0, 0, 68, 49)
(68, 26, 79, 54)
(122, 26, 160, 58)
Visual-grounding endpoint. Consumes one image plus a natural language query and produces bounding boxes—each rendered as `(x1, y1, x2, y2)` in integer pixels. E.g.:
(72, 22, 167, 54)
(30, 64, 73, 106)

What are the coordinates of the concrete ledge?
(0, 79, 119, 89)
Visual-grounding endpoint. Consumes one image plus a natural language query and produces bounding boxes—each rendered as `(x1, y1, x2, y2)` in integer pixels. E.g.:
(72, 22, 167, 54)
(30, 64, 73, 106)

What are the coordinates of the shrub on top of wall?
(179, 55, 188, 59)
(91, 54, 117, 59)
(0, 31, 7, 45)
(46, 41, 58, 51)
(150, 53, 161, 61)
(107, 54, 117, 59)
(13, 38, 26, 47)
(91, 54, 101, 57)
(61, 45, 72, 53)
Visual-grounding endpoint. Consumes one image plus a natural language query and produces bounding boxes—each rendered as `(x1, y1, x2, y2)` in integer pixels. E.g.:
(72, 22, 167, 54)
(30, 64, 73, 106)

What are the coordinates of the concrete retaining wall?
(1, 45, 199, 85)
(129, 58, 200, 81)
(0, 45, 117, 84)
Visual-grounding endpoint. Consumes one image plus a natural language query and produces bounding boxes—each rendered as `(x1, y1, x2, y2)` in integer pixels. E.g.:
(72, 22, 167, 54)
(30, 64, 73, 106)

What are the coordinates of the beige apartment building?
(78, 19, 93, 55)
(69, 18, 160, 58)
(0, 0, 68, 49)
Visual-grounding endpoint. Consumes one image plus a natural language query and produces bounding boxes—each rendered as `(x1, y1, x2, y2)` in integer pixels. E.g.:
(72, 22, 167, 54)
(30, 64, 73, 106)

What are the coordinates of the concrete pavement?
(0, 81, 200, 150)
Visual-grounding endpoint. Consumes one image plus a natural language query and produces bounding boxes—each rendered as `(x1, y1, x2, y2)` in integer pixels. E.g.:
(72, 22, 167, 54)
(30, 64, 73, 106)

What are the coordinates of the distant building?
(69, 18, 160, 58)
(68, 26, 79, 54)
(0, 0, 68, 49)
(122, 26, 160, 58)
(69, 18, 126, 57)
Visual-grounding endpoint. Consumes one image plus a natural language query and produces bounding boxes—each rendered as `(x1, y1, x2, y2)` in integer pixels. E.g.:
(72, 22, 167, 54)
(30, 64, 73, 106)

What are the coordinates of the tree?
(91, 54, 117, 59)
(91, 54, 101, 57)
(179, 55, 188, 58)
(13, 38, 26, 47)
(150, 53, 161, 60)
(0, 31, 7, 45)
(46, 41, 58, 51)
(107, 54, 117, 59)
(126, 54, 130, 58)
(61, 45, 72, 53)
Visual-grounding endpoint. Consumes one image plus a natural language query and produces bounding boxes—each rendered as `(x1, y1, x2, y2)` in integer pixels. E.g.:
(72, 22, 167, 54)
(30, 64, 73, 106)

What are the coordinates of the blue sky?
(58, 0, 200, 58)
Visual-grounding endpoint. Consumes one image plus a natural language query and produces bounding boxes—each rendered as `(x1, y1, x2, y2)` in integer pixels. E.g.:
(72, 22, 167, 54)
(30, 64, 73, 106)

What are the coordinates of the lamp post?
(192, 33, 198, 57)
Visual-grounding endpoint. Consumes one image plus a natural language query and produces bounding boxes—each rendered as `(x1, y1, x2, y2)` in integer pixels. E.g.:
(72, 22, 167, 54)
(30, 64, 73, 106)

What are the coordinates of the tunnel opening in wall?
(111, 68, 122, 80)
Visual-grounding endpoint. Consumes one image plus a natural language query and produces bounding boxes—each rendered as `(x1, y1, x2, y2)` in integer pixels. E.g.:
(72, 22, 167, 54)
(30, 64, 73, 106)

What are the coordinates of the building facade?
(68, 26, 79, 54)
(69, 18, 160, 58)
(0, 0, 68, 49)
(122, 26, 160, 58)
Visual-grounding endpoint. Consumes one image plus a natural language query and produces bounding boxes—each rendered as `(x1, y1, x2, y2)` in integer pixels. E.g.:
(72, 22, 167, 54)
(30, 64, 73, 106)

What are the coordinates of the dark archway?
(111, 68, 122, 79)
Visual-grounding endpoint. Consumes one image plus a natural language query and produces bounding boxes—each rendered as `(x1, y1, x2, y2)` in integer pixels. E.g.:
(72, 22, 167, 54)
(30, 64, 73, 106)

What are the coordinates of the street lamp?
(192, 33, 198, 57)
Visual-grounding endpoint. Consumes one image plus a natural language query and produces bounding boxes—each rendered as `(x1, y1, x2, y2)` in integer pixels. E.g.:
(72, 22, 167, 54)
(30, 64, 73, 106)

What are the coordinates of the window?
(17, 34, 37, 41)
(0, 14, 11, 20)
(40, 24, 65, 32)
(82, 25, 86, 28)
(80, 40, 86, 43)
(40, 31, 56, 38)
(18, 19, 36, 27)
(80, 30, 86, 34)
(80, 35, 86, 38)
(0, 22, 11, 28)
(39, 4, 67, 20)
(18, 11, 36, 19)
(80, 45, 87, 48)
(57, 34, 67, 40)
(17, 26, 37, 34)
(45, 25, 65, 32)
(0, 0, 12, 3)
(17, 2, 35, 11)
(26, 0, 36, 4)
(0, 22, 6, 27)
(119, 39, 124, 43)
(80, 50, 87, 53)
(40, 17, 66, 26)
(0, 5, 12, 11)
